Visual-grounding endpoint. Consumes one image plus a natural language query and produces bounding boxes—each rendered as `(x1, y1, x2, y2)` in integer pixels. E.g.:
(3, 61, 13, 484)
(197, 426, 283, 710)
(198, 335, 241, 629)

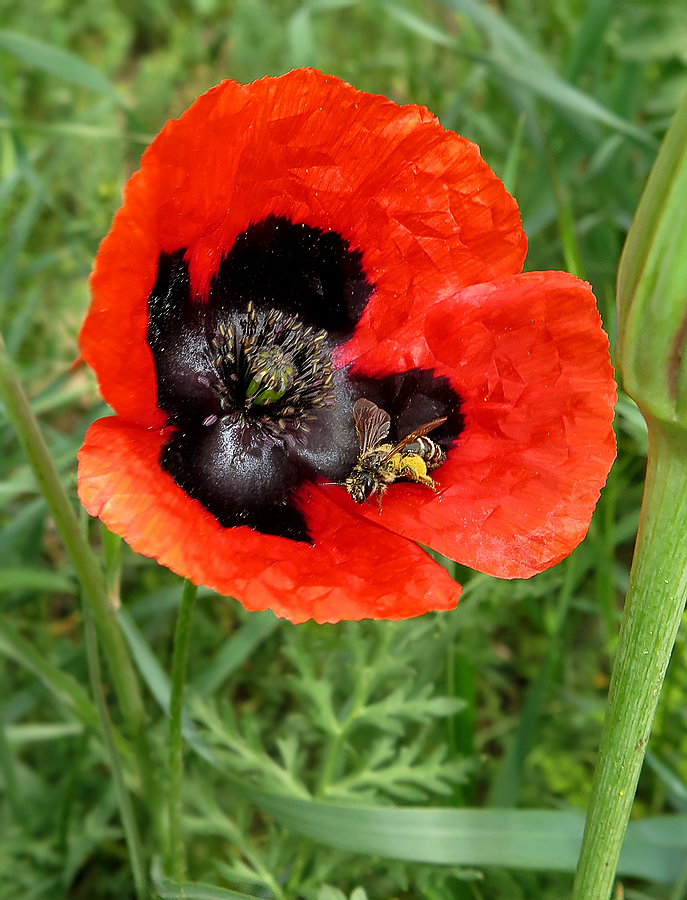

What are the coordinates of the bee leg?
(403, 470, 439, 491)
(376, 484, 386, 513)
(399, 456, 439, 492)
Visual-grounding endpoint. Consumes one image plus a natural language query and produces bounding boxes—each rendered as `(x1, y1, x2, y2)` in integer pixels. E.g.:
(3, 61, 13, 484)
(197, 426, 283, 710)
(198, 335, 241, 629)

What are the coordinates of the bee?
(343, 398, 447, 509)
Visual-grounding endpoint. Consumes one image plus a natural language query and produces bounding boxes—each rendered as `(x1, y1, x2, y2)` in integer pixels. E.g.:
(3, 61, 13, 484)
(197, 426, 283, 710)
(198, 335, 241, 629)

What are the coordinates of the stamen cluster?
(200, 301, 335, 447)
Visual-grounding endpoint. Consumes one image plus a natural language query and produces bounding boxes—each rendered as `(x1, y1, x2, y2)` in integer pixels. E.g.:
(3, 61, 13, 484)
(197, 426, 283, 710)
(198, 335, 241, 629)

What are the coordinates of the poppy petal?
(333, 270, 617, 578)
(80, 69, 526, 427)
(77, 417, 462, 623)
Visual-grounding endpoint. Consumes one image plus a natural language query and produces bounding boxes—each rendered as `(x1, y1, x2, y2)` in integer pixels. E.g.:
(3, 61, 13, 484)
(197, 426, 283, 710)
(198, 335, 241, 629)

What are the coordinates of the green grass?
(1, 0, 687, 898)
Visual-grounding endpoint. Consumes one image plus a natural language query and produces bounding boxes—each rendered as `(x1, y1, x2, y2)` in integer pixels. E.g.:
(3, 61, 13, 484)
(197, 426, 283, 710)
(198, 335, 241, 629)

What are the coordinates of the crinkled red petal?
(80, 68, 526, 426)
(77, 417, 461, 623)
(333, 271, 617, 578)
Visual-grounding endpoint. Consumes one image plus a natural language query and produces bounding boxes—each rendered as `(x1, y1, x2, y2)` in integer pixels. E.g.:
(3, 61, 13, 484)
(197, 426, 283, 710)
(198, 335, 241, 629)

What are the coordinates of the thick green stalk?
(82, 598, 150, 900)
(572, 423, 687, 899)
(168, 579, 198, 881)
(0, 332, 145, 736)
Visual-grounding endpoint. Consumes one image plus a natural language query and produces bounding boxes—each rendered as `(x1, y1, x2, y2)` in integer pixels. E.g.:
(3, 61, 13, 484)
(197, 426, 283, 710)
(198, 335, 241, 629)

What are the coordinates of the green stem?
(316, 732, 345, 800)
(99, 523, 165, 856)
(168, 579, 198, 881)
(572, 423, 687, 900)
(82, 598, 150, 900)
(0, 332, 145, 737)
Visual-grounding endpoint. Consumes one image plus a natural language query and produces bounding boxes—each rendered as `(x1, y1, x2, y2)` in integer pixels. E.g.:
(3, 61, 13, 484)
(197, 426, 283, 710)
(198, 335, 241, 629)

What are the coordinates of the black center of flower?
(146, 216, 465, 544)
(147, 217, 374, 542)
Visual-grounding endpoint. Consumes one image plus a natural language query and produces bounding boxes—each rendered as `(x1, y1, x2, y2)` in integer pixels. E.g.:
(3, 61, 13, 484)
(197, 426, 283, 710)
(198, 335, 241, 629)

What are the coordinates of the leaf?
(438, 0, 534, 58)
(490, 56, 656, 148)
(325, 735, 473, 804)
(118, 606, 206, 747)
(423, 697, 467, 717)
(354, 685, 464, 735)
(151, 858, 259, 900)
(120, 609, 308, 795)
(288, 7, 316, 68)
(382, 4, 456, 48)
(5, 722, 83, 744)
(0, 567, 74, 594)
(317, 888, 349, 900)
(616, 392, 649, 456)
(0, 30, 122, 103)
(243, 793, 687, 883)
(117, 607, 174, 714)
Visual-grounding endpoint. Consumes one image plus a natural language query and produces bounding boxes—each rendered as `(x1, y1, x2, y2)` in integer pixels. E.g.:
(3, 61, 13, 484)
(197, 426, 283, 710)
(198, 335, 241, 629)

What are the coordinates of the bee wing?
(382, 417, 447, 460)
(353, 398, 391, 452)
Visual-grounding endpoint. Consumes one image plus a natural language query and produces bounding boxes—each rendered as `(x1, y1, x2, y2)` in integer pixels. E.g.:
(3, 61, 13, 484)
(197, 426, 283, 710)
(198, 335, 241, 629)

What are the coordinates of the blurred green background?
(2, 1, 687, 898)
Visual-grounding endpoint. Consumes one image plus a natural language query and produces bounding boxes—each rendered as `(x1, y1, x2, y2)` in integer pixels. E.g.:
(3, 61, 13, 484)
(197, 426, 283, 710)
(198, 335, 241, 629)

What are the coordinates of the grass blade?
(0, 30, 122, 103)
(0, 567, 74, 593)
(246, 794, 687, 882)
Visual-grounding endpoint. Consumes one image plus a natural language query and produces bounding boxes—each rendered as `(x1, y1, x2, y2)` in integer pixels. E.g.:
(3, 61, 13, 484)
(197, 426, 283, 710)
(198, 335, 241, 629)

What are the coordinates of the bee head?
(345, 472, 376, 504)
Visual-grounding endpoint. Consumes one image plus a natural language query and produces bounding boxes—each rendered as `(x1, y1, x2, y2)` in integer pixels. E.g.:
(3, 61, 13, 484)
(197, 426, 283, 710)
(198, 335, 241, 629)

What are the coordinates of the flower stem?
(0, 333, 145, 738)
(82, 597, 150, 900)
(572, 422, 687, 899)
(168, 578, 198, 881)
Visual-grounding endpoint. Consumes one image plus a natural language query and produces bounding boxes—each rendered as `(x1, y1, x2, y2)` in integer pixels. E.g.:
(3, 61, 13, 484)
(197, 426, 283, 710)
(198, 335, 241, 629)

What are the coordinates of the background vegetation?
(1, 0, 687, 898)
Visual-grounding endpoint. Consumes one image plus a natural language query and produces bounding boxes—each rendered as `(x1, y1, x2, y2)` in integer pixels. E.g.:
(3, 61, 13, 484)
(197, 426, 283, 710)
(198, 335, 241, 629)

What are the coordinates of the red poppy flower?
(78, 68, 616, 624)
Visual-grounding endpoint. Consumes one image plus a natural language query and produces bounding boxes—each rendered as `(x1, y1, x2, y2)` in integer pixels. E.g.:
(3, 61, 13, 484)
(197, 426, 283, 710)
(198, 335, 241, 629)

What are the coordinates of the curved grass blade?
(252, 796, 586, 869)
(488, 56, 656, 148)
(118, 607, 175, 715)
(0, 117, 151, 144)
(382, 4, 456, 49)
(0, 567, 74, 594)
(0, 30, 122, 103)
(245, 793, 687, 883)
